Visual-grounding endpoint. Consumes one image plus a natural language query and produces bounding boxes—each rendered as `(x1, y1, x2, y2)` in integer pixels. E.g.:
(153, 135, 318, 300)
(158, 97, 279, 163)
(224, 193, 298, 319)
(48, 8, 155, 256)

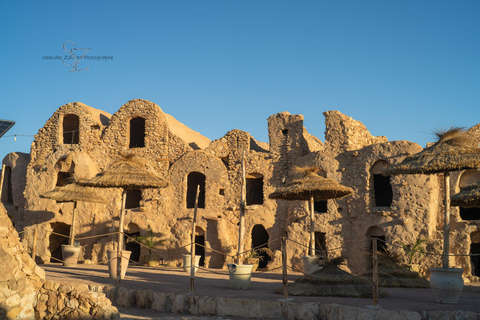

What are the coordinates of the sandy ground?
(41, 263, 480, 319)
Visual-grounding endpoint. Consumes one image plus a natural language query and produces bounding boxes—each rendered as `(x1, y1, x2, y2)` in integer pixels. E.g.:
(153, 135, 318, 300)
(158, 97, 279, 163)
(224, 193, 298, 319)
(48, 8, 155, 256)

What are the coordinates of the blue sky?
(1, 1, 479, 161)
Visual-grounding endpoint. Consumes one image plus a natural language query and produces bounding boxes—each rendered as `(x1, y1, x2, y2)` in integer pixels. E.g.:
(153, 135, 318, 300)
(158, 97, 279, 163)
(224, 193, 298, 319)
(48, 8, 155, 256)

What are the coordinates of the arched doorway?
(366, 226, 386, 253)
(193, 227, 205, 267)
(251, 224, 271, 268)
(471, 232, 480, 277)
(125, 223, 140, 264)
(458, 170, 480, 221)
(49, 222, 70, 263)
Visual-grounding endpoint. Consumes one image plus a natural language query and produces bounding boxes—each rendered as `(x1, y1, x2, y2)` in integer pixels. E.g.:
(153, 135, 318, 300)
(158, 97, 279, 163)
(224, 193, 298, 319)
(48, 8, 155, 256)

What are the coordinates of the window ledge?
(372, 207, 391, 215)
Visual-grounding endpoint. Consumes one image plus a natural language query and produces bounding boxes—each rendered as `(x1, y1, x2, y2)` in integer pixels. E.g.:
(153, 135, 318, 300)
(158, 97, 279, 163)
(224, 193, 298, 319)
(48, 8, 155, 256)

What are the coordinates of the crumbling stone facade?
(2, 99, 480, 282)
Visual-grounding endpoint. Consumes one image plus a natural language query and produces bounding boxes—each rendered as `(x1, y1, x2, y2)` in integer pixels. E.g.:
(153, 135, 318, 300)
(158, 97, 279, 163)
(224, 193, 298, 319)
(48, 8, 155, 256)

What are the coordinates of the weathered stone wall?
(0, 202, 118, 320)
(2, 99, 480, 281)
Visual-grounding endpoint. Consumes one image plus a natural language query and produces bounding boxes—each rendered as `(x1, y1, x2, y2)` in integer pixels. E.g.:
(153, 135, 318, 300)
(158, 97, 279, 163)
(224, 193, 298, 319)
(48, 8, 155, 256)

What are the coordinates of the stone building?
(2, 99, 480, 281)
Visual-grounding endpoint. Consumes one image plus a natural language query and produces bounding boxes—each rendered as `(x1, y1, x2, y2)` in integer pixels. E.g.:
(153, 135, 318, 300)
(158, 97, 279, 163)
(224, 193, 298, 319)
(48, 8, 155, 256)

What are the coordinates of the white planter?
(107, 250, 132, 280)
(61, 244, 81, 267)
(302, 256, 322, 275)
(429, 267, 464, 304)
(182, 254, 200, 274)
(227, 264, 254, 289)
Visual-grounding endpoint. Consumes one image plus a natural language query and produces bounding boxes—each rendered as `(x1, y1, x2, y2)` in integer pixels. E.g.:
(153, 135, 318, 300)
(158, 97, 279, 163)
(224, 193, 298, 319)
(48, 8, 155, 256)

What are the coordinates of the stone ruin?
(2, 98, 480, 283)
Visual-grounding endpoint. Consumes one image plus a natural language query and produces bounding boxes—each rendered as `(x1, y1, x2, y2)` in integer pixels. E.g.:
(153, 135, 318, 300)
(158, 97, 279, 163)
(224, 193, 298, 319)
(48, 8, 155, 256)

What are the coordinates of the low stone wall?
(90, 285, 479, 320)
(35, 281, 119, 320)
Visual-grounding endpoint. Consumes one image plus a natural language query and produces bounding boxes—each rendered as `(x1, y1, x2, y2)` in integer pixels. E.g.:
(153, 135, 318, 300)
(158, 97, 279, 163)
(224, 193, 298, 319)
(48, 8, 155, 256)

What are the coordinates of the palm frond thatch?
(79, 152, 168, 189)
(276, 257, 388, 298)
(40, 180, 107, 204)
(269, 167, 354, 201)
(362, 253, 429, 288)
(385, 127, 480, 175)
(451, 183, 480, 208)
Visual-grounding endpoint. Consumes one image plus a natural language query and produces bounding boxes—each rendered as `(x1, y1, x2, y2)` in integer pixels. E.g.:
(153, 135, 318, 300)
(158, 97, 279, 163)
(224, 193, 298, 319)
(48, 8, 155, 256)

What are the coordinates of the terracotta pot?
(227, 264, 254, 289)
(246, 258, 259, 271)
(107, 250, 132, 280)
(61, 244, 81, 267)
(145, 254, 160, 267)
(429, 267, 464, 304)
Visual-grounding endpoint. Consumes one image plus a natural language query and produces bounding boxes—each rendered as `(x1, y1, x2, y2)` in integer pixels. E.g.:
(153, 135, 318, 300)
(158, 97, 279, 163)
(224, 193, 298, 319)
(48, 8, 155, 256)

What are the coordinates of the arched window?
(125, 189, 142, 209)
(63, 114, 79, 144)
(1, 166, 13, 204)
(251, 224, 271, 268)
(371, 160, 392, 207)
(458, 170, 480, 221)
(129, 117, 146, 148)
(246, 173, 263, 205)
(187, 172, 205, 208)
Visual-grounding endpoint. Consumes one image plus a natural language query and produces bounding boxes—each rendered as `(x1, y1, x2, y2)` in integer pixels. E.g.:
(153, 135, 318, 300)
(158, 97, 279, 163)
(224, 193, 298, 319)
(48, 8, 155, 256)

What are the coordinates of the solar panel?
(0, 119, 15, 138)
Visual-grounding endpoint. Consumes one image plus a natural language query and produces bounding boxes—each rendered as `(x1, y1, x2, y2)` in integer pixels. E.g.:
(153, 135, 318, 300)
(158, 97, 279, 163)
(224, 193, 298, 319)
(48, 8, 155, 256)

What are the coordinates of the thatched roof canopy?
(79, 153, 169, 189)
(451, 183, 480, 208)
(385, 127, 480, 175)
(40, 181, 107, 204)
(269, 167, 354, 201)
(276, 257, 388, 298)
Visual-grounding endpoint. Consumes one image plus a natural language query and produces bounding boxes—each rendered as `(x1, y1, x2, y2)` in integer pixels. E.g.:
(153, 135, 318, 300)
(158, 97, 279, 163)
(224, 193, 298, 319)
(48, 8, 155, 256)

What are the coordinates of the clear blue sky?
(1, 1, 479, 161)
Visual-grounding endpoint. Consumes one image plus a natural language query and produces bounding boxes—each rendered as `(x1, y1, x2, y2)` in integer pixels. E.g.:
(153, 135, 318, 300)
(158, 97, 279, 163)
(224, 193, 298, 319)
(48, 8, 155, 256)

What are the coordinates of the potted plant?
(245, 247, 274, 271)
(127, 226, 168, 267)
(402, 237, 426, 273)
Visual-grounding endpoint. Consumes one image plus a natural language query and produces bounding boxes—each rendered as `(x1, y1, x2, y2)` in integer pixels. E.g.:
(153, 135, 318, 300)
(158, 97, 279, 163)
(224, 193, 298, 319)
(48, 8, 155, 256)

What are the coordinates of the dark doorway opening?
(471, 242, 480, 277)
(251, 224, 271, 268)
(187, 172, 205, 208)
(195, 235, 205, 267)
(314, 200, 328, 213)
(373, 174, 393, 207)
(2, 166, 13, 204)
(369, 235, 387, 253)
(125, 189, 142, 209)
(314, 232, 326, 256)
(63, 114, 79, 144)
(125, 231, 140, 264)
(49, 223, 70, 263)
(460, 207, 480, 221)
(246, 175, 263, 205)
(129, 117, 146, 148)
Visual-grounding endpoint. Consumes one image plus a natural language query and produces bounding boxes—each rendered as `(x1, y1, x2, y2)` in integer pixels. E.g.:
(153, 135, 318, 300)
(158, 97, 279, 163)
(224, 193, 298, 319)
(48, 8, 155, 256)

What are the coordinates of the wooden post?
(190, 185, 200, 292)
(282, 237, 288, 300)
(372, 237, 379, 306)
(0, 164, 5, 201)
(117, 189, 127, 284)
(443, 171, 450, 269)
(69, 201, 77, 246)
(31, 227, 38, 260)
(309, 196, 315, 256)
(237, 151, 246, 265)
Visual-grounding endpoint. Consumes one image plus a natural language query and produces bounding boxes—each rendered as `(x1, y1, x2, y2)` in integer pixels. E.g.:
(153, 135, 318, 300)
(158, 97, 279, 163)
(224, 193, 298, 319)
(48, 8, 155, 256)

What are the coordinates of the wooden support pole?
(117, 190, 127, 284)
(69, 201, 77, 246)
(282, 237, 288, 300)
(443, 171, 451, 269)
(372, 237, 379, 306)
(190, 185, 200, 293)
(309, 196, 315, 257)
(237, 151, 246, 265)
(31, 227, 38, 260)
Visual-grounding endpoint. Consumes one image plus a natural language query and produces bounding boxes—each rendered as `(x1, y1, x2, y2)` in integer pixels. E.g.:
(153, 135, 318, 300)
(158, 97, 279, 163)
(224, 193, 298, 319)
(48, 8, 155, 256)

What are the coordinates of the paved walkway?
(41, 263, 480, 316)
